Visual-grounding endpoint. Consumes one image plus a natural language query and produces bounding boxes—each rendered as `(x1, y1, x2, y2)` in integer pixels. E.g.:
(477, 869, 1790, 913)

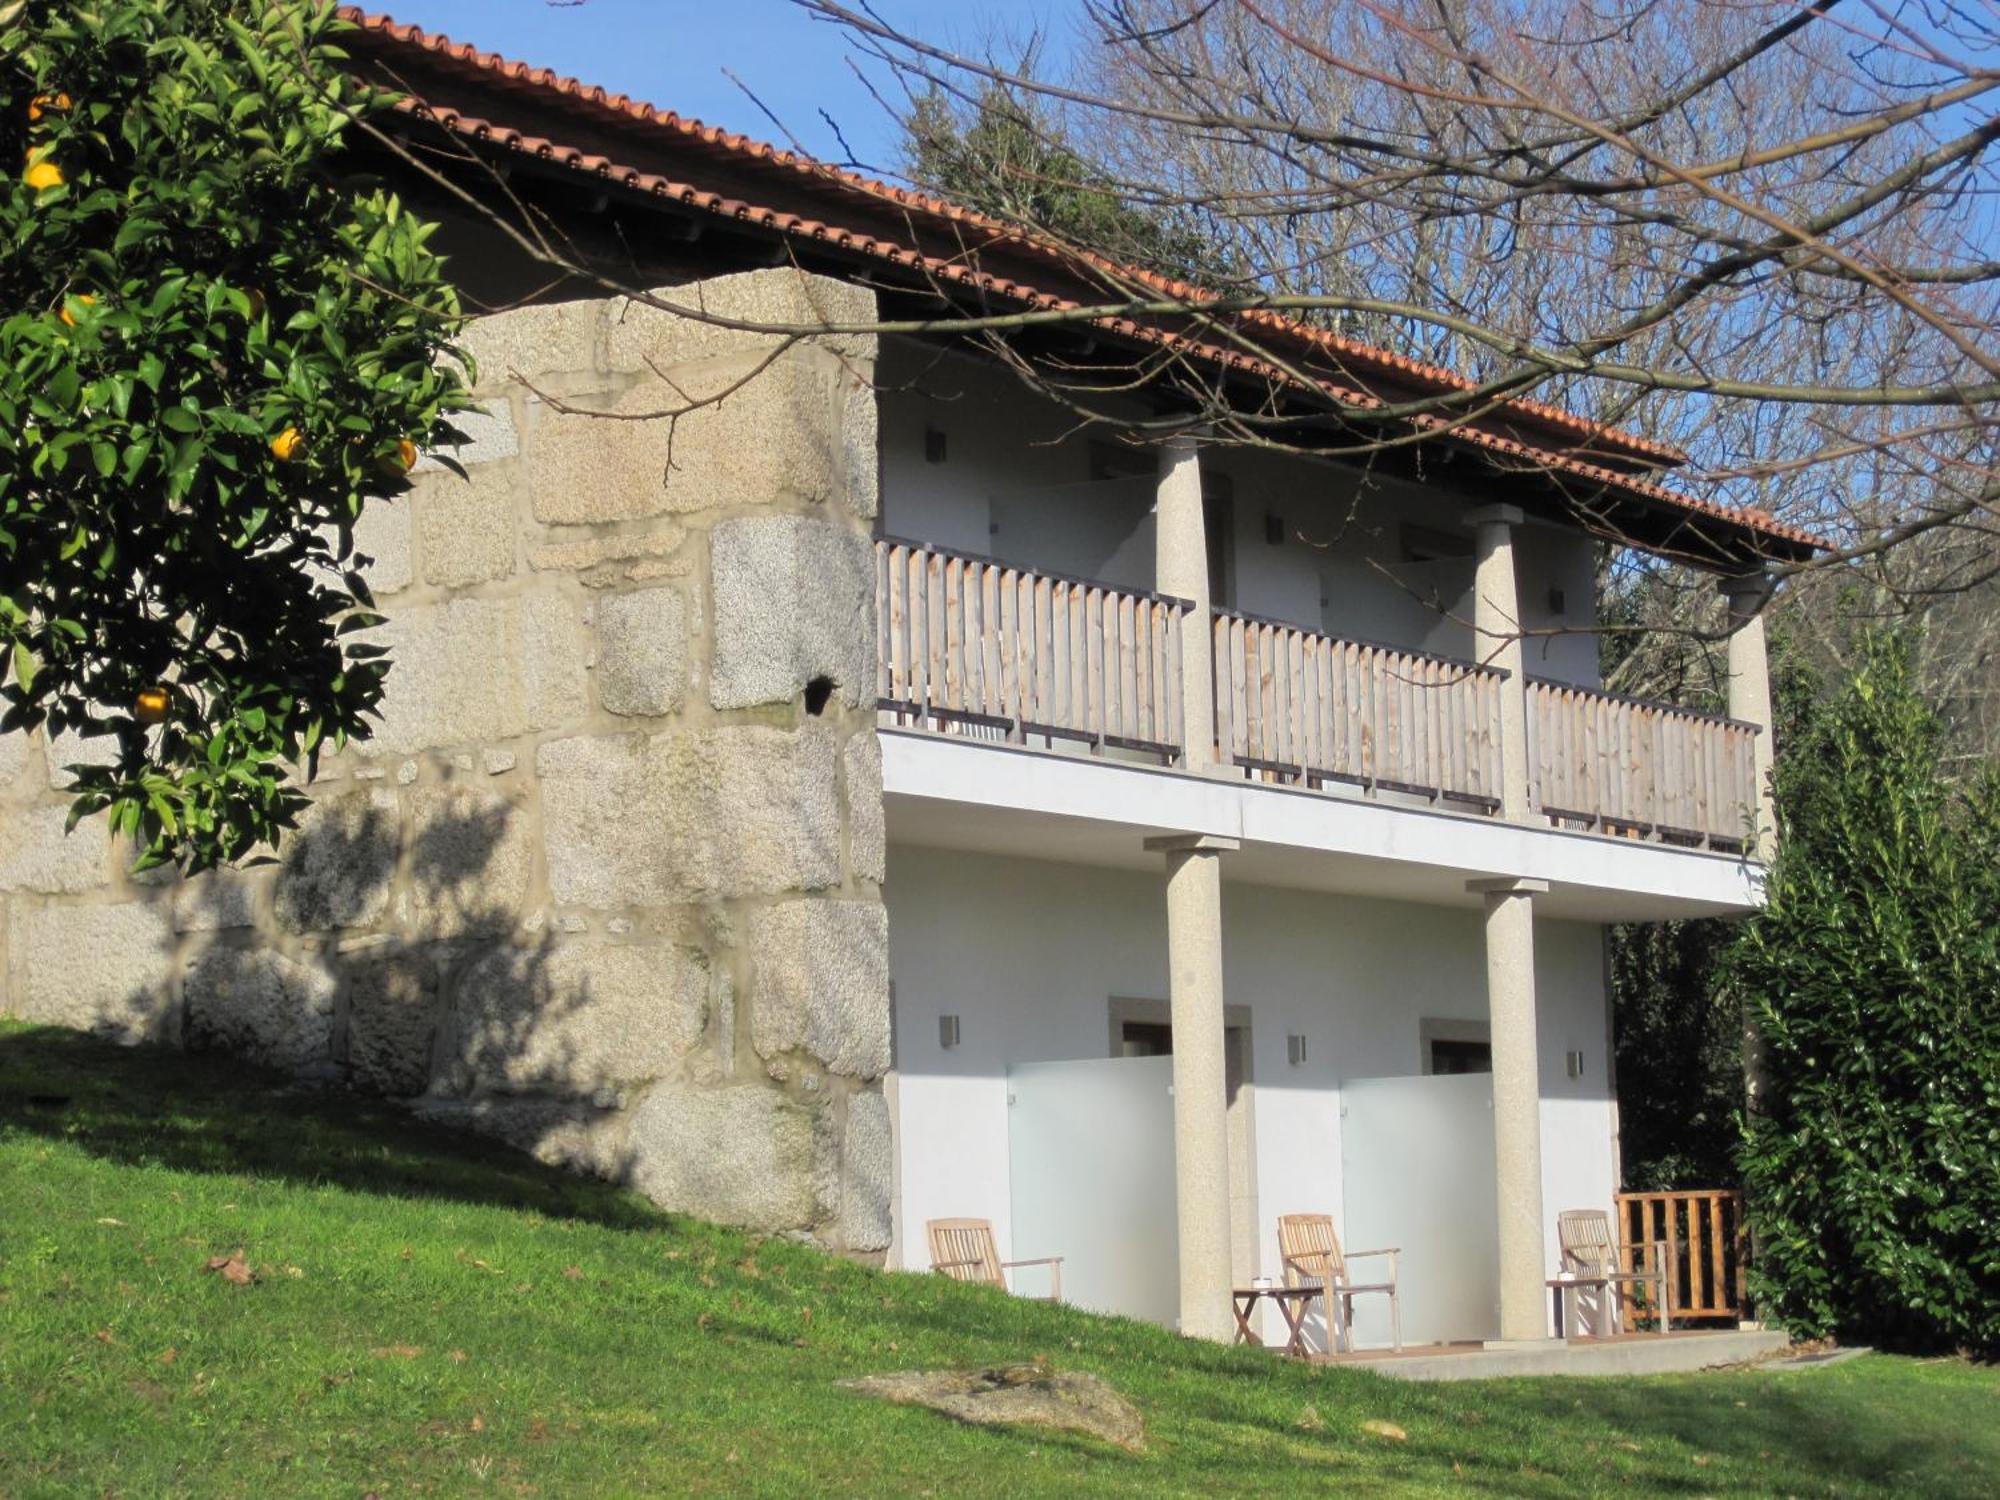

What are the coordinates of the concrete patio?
(1319, 1328, 1790, 1381)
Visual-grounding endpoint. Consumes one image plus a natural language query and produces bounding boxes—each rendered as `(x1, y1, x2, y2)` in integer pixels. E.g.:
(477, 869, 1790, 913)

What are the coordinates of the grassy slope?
(0, 1023, 1993, 1499)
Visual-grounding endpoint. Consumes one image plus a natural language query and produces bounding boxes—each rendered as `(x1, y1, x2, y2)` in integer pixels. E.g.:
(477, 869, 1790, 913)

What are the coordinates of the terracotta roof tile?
(337, 7, 1821, 556)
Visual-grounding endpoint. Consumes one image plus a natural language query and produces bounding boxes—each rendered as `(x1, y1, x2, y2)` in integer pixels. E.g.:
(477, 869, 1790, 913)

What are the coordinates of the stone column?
(1469, 875, 1550, 1342)
(1721, 573, 1779, 1158)
(1146, 831, 1238, 1340)
(1720, 572, 1778, 863)
(1467, 505, 1530, 821)
(1156, 434, 1215, 771)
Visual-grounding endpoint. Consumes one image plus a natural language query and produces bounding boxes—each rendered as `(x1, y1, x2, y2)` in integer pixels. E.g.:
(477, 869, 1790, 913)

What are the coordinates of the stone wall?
(0, 269, 892, 1254)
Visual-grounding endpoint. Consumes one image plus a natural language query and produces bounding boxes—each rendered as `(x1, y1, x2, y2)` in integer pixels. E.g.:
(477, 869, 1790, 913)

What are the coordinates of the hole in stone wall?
(804, 676, 836, 716)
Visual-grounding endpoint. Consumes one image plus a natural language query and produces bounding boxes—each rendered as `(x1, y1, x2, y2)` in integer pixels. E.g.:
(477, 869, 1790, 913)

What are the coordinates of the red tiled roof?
(337, 8, 1821, 557)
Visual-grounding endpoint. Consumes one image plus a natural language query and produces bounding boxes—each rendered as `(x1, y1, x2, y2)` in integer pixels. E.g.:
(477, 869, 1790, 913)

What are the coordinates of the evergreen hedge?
(1724, 632, 2000, 1353)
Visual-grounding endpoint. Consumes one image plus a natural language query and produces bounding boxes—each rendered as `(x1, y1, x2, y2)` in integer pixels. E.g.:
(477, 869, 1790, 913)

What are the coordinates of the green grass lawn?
(1, 1022, 1993, 1498)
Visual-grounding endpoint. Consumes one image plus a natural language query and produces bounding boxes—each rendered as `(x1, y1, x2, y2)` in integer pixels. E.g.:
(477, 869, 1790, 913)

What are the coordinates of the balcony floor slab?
(880, 729, 1764, 922)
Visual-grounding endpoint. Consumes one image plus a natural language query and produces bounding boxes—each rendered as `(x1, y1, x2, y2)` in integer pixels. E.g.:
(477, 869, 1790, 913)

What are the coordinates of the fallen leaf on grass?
(370, 1345, 422, 1360)
(448, 1349, 469, 1363)
(1362, 1419, 1409, 1442)
(470, 1414, 485, 1433)
(95, 1217, 125, 1227)
(204, 1250, 255, 1286)
(1295, 1405, 1325, 1432)
(563, 1265, 583, 1280)
(158, 1348, 177, 1365)
(93, 1328, 115, 1344)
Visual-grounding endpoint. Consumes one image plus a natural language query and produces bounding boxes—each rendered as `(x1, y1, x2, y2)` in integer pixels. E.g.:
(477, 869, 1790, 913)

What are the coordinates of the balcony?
(874, 538, 1760, 854)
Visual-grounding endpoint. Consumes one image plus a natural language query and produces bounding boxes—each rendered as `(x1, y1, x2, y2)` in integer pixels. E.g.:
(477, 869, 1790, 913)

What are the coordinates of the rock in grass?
(840, 1364, 1145, 1451)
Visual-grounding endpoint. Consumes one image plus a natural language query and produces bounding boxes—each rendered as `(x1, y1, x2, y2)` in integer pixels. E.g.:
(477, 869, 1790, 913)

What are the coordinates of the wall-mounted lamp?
(1565, 1049, 1585, 1079)
(924, 427, 948, 464)
(1548, 587, 1566, 616)
(1287, 1033, 1309, 1066)
(1265, 512, 1287, 546)
(939, 1015, 962, 1050)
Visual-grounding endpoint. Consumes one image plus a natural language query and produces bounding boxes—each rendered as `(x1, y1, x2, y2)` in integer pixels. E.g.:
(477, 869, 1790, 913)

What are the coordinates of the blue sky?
(372, 0, 1075, 176)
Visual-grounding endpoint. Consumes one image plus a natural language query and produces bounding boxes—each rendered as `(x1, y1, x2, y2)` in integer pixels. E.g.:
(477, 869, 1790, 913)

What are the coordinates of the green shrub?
(1608, 916, 1740, 1190)
(1724, 631, 2000, 1353)
(0, 0, 470, 869)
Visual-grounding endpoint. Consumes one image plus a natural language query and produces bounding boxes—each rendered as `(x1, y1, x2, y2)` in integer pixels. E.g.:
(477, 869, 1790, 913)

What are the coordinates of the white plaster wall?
(886, 843, 1617, 1337)
(878, 338, 1602, 688)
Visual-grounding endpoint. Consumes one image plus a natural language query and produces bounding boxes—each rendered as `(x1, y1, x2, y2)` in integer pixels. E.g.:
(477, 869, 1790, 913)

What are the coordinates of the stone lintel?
(1144, 832, 1241, 855)
(1466, 876, 1549, 897)
(1463, 503, 1525, 531)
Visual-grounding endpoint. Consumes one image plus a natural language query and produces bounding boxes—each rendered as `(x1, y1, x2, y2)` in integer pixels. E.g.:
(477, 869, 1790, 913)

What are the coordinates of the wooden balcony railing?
(1528, 681, 1759, 851)
(1213, 609, 1506, 812)
(874, 539, 1763, 850)
(875, 537, 1187, 757)
(1616, 1189, 1750, 1326)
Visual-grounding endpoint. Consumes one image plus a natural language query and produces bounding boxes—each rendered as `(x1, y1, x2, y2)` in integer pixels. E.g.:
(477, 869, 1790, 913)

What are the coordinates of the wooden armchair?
(925, 1218, 1064, 1302)
(1277, 1212, 1402, 1353)
(1557, 1208, 1671, 1337)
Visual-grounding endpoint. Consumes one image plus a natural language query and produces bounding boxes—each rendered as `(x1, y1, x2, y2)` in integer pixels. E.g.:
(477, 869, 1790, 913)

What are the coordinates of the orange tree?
(0, 0, 469, 870)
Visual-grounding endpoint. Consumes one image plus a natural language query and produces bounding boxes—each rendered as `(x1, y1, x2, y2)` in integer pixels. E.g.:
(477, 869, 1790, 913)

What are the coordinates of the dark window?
(1428, 1038, 1493, 1075)
(1119, 1021, 1174, 1057)
(1401, 523, 1474, 564)
(1087, 441, 1153, 483)
(1203, 479, 1235, 609)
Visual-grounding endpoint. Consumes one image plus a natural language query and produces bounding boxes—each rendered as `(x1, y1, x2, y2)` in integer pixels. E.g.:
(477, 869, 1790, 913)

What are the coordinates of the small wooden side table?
(1232, 1284, 1323, 1357)
(1548, 1274, 1615, 1338)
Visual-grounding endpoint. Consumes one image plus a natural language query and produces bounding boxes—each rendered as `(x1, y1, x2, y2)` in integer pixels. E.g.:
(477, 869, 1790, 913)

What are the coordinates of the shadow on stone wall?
(89, 788, 645, 1194)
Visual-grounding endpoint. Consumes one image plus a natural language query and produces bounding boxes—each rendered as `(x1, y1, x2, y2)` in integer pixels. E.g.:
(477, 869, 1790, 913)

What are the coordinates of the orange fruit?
(375, 437, 418, 477)
(133, 687, 169, 724)
(23, 159, 63, 191)
(270, 427, 304, 462)
(57, 292, 96, 327)
(27, 93, 71, 122)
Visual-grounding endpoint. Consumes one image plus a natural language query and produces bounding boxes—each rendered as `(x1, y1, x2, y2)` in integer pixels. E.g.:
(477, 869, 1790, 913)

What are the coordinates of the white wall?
(885, 842, 1618, 1338)
(878, 338, 1603, 688)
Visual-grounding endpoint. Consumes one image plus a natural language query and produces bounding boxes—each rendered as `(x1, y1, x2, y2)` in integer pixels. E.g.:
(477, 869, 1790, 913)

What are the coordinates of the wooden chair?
(1277, 1212, 1401, 1353)
(925, 1218, 1063, 1302)
(1557, 1208, 1671, 1337)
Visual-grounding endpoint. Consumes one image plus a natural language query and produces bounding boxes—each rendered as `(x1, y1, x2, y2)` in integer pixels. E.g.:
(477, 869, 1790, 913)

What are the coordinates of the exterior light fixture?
(1287, 1034, 1308, 1066)
(1566, 1049, 1584, 1078)
(939, 1015, 962, 1049)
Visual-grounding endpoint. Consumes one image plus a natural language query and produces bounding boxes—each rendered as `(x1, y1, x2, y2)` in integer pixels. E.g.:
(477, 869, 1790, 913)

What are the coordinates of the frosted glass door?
(1340, 1072, 1498, 1347)
(1007, 1055, 1178, 1326)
